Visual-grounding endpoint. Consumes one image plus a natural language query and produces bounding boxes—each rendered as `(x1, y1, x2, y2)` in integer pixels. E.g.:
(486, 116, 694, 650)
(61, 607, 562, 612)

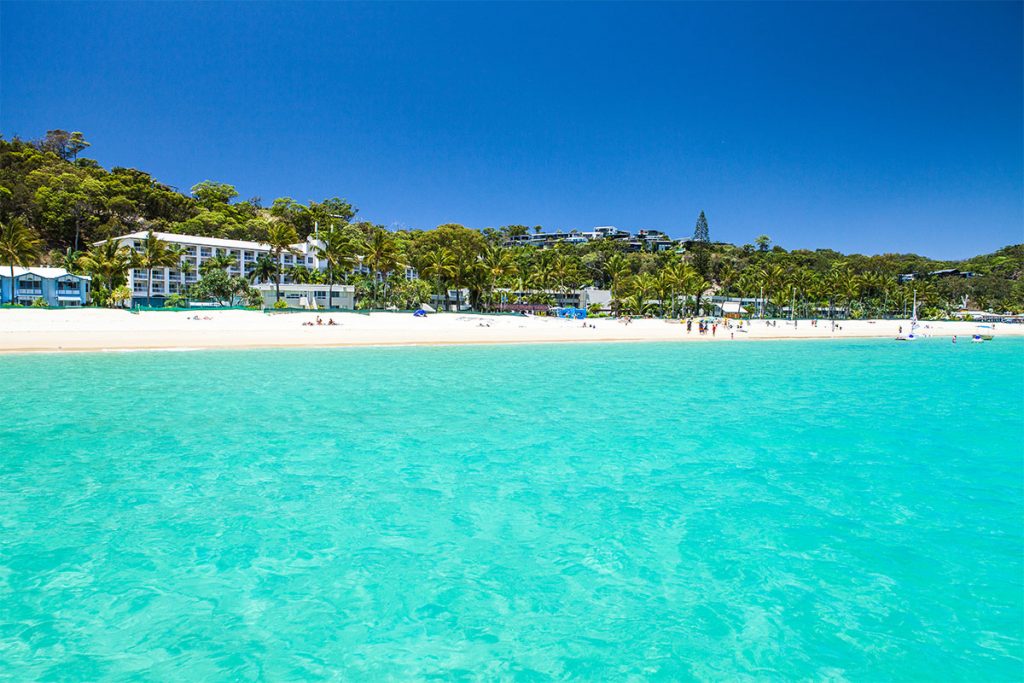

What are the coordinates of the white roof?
(253, 283, 354, 292)
(718, 301, 747, 314)
(110, 231, 306, 252)
(1, 266, 91, 280)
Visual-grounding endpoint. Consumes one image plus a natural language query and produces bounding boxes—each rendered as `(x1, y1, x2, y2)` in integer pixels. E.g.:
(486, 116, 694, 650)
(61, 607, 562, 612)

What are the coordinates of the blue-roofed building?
(1, 266, 91, 306)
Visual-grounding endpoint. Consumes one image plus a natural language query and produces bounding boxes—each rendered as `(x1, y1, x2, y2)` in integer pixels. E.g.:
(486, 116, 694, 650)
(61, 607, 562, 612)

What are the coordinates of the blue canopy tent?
(553, 306, 587, 320)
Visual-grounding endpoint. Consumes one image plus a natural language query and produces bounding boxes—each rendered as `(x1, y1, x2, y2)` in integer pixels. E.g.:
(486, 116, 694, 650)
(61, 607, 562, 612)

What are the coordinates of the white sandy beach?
(0, 309, 1019, 354)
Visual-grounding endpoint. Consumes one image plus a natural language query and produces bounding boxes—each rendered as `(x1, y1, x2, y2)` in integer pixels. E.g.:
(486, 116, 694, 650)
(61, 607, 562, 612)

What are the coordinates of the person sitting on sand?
(316, 316, 323, 326)
(328, 318, 337, 326)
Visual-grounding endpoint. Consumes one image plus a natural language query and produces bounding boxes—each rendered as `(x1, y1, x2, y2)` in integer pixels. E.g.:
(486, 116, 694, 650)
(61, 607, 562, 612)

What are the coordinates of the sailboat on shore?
(896, 292, 920, 341)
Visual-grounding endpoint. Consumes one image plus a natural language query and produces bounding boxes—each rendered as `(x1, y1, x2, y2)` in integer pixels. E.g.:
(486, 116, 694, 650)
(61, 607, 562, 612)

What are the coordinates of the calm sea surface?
(1, 340, 1022, 680)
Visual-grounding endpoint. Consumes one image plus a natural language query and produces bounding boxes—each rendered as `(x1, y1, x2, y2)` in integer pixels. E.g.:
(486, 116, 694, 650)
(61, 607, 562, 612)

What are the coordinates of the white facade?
(110, 231, 327, 305)
(255, 283, 356, 310)
(492, 287, 612, 310)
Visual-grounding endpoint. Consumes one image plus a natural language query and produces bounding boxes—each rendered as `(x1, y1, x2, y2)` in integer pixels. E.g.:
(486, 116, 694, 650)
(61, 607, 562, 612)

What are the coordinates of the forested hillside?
(1, 130, 1021, 314)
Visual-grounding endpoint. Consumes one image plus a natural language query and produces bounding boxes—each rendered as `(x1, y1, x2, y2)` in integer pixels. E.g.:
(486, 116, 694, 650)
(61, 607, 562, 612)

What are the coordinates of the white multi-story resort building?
(110, 231, 354, 309)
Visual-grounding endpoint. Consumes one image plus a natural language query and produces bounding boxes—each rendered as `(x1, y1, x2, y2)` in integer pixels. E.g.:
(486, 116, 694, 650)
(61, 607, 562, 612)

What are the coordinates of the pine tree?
(690, 211, 711, 311)
(693, 210, 709, 243)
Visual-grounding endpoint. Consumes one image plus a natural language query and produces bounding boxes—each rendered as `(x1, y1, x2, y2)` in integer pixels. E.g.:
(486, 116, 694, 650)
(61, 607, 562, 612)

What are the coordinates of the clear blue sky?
(2, 1, 1021, 258)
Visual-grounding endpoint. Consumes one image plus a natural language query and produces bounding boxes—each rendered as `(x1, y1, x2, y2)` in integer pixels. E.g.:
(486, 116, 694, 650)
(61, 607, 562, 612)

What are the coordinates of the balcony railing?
(16, 288, 42, 295)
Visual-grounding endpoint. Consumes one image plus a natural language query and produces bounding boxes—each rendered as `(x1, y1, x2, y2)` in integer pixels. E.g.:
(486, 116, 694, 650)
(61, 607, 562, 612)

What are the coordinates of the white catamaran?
(896, 291, 920, 341)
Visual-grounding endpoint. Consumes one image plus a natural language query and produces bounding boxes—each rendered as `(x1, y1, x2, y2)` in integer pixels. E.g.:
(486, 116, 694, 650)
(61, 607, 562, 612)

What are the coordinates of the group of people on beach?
(685, 318, 720, 336)
(302, 316, 337, 327)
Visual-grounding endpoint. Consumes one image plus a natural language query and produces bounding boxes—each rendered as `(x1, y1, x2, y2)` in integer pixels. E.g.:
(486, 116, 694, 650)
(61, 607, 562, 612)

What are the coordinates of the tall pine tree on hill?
(691, 211, 711, 314)
(693, 210, 709, 243)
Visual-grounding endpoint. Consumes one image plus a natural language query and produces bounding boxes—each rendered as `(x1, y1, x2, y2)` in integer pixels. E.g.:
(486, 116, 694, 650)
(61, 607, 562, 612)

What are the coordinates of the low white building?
(492, 287, 612, 311)
(255, 283, 355, 310)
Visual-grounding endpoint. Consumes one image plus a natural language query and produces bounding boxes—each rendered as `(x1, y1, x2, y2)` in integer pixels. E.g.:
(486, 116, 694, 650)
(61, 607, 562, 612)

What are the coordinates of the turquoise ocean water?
(1, 339, 1022, 680)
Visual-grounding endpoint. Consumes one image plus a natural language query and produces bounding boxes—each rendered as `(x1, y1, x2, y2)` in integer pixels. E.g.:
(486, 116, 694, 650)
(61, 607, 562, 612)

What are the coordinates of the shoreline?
(0, 334, 924, 356)
(0, 309, 1018, 355)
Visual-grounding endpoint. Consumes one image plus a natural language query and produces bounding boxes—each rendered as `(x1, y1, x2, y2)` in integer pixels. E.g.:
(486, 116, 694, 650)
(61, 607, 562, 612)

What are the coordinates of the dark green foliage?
(693, 210, 709, 243)
(1, 130, 1021, 313)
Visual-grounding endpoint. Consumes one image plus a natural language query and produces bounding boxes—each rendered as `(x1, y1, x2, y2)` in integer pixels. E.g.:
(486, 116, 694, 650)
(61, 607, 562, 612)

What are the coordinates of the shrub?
(164, 293, 188, 308)
(245, 289, 265, 309)
(110, 285, 132, 308)
(273, 299, 288, 310)
(31, 297, 49, 308)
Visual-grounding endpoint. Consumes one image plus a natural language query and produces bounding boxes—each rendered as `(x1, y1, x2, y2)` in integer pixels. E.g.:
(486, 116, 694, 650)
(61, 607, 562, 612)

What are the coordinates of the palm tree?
(362, 228, 401, 308)
(287, 265, 311, 284)
(531, 252, 558, 292)
(859, 272, 889, 317)
(549, 253, 570, 295)
(480, 245, 516, 311)
(822, 264, 850, 319)
(689, 274, 711, 317)
(453, 250, 482, 311)
(839, 276, 861, 319)
(314, 226, 356, 309)
(0, 219, 43, 305)
(660, 261, 694, 318)
(789, 269, 818, 319)
(418, 247, 456, 311)
(631, 273, 659, 315)
(200, 252, 236, 275)
(621, 292, 655, 317)
(78, 239, 132, 298)
(265, 222, 300, 303)
(249, 254, 278, 285)
(56, 247, 83, 274)
(733, 269, 761, 317)
(757, 264, 786, 317)
(132, 231, 182, 306)
(110, 285, 132, 308)
(605, 253, 631, 295)
(179, 260, 195, 303)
